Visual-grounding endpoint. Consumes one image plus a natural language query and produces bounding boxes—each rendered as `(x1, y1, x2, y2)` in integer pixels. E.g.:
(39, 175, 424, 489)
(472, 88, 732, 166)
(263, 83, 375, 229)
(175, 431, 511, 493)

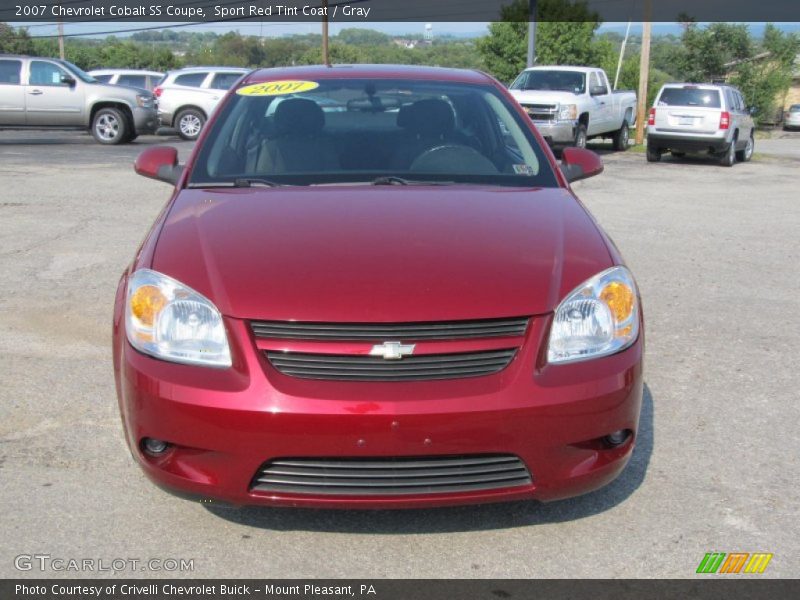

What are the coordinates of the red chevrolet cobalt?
(113, 65, 643, 509)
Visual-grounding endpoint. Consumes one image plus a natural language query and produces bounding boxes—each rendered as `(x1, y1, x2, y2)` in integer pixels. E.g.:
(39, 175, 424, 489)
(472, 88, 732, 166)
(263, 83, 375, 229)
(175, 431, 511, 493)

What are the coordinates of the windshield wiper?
(233, 177, 283, 188)
(371, 176, 455, 186)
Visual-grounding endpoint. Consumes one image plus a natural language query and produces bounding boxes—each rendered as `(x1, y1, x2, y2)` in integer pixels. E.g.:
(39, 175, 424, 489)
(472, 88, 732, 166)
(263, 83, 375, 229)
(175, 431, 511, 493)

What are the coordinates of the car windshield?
(189, 78, 558, 188)
(658, 87, 721, 108)
(60, 60, 97, 83)
(510, 71, 586, 94)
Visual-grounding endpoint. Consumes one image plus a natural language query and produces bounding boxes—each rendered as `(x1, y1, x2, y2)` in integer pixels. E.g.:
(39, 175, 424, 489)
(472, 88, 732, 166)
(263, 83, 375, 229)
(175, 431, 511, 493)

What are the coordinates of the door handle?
(29, 89, 43, 95)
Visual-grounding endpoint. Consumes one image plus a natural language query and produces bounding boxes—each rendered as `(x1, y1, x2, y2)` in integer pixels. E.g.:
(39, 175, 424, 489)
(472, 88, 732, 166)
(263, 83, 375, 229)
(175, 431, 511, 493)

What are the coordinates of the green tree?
(678, 22, 752, 82)
(476, 0, 602, 83)
(0, 22, 34, 54)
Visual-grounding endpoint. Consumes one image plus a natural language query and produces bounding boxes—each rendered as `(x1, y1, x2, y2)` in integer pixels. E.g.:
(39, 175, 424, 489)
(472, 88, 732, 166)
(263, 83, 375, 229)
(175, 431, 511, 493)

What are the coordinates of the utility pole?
(58, 19, 65, 60)
(526, 0, 538, 67)
(322, 0, 330, 66)
(635, 18, 652, 145)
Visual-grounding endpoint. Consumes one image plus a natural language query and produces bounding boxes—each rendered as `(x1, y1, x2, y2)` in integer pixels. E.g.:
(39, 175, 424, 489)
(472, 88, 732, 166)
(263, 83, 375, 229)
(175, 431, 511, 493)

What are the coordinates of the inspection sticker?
(236, 80, 320, 96)
(513, 164, 536, 175)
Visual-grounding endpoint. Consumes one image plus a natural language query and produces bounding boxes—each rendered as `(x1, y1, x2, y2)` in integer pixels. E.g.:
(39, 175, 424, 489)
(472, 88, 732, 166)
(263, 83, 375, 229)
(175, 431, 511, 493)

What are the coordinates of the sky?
(16, 21, 800, 41)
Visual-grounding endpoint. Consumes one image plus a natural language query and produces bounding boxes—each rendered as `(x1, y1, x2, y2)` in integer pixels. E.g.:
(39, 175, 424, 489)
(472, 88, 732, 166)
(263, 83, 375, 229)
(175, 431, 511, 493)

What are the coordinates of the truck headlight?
(136, 94, 154, 108)
(126, 269, 232, 368)
(558, 104, 578, 121)
(547, 266, 639, 364)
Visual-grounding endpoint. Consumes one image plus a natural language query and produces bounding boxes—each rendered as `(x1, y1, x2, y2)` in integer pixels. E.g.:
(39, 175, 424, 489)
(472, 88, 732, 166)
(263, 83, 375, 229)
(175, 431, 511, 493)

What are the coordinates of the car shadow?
(0, 130, 183, 145)
(206, 384, 655, 533)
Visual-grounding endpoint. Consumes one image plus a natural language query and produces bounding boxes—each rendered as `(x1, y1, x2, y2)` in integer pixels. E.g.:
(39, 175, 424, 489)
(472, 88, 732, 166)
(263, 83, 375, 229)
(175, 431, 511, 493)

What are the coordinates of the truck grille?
(522, 103, 558, 121)
(251, 317, 529, 341)
(266, 348, 516, 381)
(250, 455, 532, 496)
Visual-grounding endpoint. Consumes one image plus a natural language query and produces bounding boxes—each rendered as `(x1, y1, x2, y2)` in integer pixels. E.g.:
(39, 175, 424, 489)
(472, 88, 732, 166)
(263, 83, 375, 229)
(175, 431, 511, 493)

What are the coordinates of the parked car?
(0, 54, 157, 144)
(508, 66, 636, 151)
(115, 65, 644, 509)
(88, 69, 164, 92)
(784, 104, 800, 130)
(154, 67, 249, 140)
(646, 83, 755, 166)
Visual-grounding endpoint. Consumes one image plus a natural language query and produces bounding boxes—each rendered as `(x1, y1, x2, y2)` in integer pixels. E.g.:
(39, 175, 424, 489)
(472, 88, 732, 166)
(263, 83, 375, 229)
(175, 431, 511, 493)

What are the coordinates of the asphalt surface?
(1, 129, 798, 579)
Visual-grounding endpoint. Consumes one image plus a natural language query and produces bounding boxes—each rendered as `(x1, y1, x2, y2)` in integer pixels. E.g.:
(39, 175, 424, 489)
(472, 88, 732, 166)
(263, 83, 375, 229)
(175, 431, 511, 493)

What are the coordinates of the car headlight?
(125, 269, 231, 367)
(558, 104, 578, 120)
(136, 93, 154, 108)
(547, 266, 639, 364)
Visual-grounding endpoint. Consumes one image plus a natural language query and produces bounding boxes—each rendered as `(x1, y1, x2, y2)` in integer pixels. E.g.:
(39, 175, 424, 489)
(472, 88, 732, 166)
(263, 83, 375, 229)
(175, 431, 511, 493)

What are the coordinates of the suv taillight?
(647, 108, 656, 126)
(719, 111, 730, 130)
(153, 86, 162, 98)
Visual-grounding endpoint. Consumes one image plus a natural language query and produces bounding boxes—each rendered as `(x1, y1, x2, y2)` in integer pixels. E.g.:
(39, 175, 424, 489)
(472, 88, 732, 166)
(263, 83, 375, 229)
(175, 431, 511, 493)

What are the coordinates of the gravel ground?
(0, 130, 798, 579)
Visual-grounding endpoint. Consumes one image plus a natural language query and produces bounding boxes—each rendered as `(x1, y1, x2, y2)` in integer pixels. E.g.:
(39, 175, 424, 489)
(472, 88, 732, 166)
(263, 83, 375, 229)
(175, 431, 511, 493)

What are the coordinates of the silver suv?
(0, 55, 158, 144)
(154, 67, 248, 140)
(647, 83, 755, 167)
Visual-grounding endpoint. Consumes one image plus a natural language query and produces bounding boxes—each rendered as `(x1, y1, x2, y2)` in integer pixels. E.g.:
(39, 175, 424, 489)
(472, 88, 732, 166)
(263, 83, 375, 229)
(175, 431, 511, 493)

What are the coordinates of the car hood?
(509, 89, 579, 105)
(151, 186, 612, 321)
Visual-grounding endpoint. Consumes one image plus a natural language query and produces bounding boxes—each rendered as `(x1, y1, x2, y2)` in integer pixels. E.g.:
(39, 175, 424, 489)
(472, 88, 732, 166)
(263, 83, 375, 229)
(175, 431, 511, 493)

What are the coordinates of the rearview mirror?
(561, 147, 603, 183)
(134, 146, 183, 185)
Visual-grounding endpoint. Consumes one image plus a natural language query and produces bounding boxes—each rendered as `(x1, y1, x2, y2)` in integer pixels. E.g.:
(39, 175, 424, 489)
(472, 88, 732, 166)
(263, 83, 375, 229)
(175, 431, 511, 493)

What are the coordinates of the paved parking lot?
(0, 130, 798, 578)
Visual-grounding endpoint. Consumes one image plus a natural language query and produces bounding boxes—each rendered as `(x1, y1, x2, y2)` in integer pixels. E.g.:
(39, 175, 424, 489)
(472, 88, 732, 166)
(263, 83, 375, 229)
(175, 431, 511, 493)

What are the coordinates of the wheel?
(574, 124, 587, 149)
(719, 138, 736, 167)
(91, 107, 129, 145)
(736, 132, 754, 162)
(176, 108, 205, 141)
(671, 151, 686, 158)
(612, 120, 630, 151)
(646, 142, 661, 163)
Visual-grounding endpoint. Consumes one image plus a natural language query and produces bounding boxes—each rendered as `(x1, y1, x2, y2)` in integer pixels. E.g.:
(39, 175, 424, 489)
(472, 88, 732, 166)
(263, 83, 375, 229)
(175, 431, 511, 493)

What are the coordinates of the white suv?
(155, 67, 248, 140)
(87, 69, 164, 92)
(646, 83, 755, 167)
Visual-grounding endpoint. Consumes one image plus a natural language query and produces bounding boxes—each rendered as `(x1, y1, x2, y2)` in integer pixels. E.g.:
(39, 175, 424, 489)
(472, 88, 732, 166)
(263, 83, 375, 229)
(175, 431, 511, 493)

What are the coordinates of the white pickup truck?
(509, 66, 636, 151)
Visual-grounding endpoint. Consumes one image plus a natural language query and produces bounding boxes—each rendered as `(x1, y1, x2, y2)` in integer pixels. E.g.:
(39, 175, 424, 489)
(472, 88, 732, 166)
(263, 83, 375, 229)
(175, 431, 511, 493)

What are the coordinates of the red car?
(113, 65, 643, 509)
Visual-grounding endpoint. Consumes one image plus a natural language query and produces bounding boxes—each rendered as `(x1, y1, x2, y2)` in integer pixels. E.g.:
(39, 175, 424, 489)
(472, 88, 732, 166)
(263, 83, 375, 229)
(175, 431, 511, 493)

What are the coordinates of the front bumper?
(114, 305, 644, 509)
(532, 120, 577, 145)
(132, 106, 158, 134)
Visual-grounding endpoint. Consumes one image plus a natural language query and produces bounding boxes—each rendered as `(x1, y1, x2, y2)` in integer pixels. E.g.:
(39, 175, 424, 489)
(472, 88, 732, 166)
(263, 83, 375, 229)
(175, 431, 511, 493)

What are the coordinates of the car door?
(587, 71, 612, 135)
(25, 59, 85, 126)
(0, 58, 26, 125)
(117, 73, 148, 90)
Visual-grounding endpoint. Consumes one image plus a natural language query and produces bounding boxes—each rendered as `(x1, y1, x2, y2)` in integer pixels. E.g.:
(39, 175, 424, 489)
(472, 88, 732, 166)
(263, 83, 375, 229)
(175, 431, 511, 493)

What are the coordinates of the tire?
(574, 124, 587, 149)
(646, 142, 661, 163)
(176, 108, 205, 141)
(91, 107, 129, 145)
(612, 120, 630, 151)
(736, 132, 754, 162)
(719, 138, 736, 167)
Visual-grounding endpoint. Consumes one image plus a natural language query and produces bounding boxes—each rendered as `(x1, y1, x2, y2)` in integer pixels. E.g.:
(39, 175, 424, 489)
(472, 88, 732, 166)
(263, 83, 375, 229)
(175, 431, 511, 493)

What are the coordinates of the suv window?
(117, 74, 147, 88)
(0, 59, 22, 85)
(589, 72, 608, 95)
(93, 74, 113, 83)
(658, 87, 721, 108)
(29, 61, 70, 86)
(210, 72, 243, 90)
(173, 72, 207, 87)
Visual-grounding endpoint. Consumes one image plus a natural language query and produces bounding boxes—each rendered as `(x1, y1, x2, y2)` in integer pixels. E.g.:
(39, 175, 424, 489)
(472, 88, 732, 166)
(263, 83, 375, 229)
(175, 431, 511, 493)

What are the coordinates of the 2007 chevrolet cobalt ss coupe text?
(113, 65, 644, 509)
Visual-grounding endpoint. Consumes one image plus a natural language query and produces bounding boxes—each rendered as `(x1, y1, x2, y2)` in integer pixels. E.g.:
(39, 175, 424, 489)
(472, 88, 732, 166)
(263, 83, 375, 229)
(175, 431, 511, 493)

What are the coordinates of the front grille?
(523, 103, 558, 121)
(250, 317, 529, 341)
(266, 348, 516, 381)
(250, 455, 532, 496)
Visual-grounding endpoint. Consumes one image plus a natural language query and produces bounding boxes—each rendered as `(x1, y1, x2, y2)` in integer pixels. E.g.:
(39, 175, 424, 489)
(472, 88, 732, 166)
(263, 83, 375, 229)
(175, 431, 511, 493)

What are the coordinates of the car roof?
(169, 66, 249, 75)
(522, 66, 597, 73)
(242, 64, 493, 86)
(88, 69, 163, 75)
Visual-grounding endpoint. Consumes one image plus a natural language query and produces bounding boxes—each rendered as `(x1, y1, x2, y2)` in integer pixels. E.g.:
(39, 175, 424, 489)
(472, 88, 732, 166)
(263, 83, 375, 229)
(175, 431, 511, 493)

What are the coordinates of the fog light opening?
(142, 437, 170, 456)
(603, 429, 631, 448)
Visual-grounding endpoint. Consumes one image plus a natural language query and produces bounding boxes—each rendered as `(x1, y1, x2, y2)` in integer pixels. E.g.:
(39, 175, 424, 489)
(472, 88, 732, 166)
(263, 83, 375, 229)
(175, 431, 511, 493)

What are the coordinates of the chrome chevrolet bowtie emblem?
(369, 341, 416, 360)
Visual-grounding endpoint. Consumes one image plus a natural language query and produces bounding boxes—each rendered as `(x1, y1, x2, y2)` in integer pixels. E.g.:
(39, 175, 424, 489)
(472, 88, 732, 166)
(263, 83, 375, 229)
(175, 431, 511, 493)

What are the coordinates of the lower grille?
(251, 455, 532, 496)
(266, 348, 516, 381)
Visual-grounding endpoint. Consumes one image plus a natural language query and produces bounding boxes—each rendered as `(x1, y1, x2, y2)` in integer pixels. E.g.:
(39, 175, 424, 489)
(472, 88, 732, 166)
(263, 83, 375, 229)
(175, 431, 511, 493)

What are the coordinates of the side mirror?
(590, 85, 607, 96)
(134, 146, 183, 185)
(561, 147, 603, 183)
(60, 75, 76, 86)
